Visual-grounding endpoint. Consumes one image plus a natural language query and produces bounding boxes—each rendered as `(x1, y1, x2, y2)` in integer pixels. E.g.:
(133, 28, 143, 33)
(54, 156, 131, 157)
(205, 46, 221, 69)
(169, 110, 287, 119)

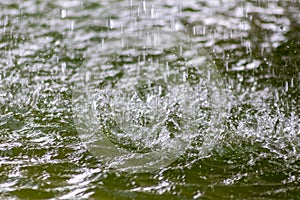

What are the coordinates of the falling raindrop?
(61, 9, 67, 19)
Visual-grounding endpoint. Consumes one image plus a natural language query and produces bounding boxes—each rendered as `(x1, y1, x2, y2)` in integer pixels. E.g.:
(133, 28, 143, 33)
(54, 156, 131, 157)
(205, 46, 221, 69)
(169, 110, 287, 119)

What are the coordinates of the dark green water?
(0, 0, 299, 199)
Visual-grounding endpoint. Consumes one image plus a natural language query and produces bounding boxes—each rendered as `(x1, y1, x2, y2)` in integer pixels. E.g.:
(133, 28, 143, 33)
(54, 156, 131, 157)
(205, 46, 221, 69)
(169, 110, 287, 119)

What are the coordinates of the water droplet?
(150, 5, 155, 18)
(142, 1, 146, 12)
(55, 40, 61, 46)
(61, 9, 67, 19)
(70, 21, 74, 30)
(61, 62, 66, 74)
(285, 81, 289, 92)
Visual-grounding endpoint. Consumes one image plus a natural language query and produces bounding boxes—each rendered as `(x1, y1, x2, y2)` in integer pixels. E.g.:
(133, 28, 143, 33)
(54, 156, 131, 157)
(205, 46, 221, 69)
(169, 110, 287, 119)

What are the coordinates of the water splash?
(1, 0, 299, 199)
(72, 25, 227, 172)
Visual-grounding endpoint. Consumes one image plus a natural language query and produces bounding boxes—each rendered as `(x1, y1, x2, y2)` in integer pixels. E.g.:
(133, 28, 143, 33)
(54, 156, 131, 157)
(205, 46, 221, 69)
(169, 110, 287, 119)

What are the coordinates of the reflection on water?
(0, 0, 299, 199)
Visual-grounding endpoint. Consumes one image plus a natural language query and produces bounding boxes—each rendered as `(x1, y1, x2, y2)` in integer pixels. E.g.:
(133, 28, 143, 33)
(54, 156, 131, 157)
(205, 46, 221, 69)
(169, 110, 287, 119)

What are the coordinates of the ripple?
(0, 0, 299, 199)
(72, 24, 226, 172)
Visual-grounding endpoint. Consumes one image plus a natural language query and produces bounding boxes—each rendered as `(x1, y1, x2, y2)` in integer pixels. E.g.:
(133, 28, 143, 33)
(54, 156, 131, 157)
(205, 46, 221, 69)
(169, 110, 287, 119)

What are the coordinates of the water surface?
(0, 0, 299, 199)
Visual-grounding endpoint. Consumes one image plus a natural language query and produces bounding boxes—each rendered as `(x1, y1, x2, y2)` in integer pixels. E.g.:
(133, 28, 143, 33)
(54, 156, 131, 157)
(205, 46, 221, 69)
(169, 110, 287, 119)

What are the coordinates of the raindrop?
(225, 61, 229, 71)
(8, 49, 13, 66)
(151, 4, 155, 18)
(285, 81, 289, 92)
(61, 9, 67, 19)
(61, 62, 66, 74)
(70, 21, 74, 30)
(290, 78, 294, 88)
(245, 42, 252, 56)
(142, 0, 146, 12)
(107, 18, 115, 29)
(30, 85, 41, 108)
(192, 26, 196, 35)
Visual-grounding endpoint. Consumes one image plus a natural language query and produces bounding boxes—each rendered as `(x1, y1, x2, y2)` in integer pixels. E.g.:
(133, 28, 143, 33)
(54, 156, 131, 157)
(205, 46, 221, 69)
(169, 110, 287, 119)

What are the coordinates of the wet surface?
(0, 0, 299, 199)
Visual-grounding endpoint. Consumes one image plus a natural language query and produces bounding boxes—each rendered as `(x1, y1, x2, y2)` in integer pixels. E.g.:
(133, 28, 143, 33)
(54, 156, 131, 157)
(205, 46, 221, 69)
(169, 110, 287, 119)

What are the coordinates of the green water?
(0, 0, 299, 199)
